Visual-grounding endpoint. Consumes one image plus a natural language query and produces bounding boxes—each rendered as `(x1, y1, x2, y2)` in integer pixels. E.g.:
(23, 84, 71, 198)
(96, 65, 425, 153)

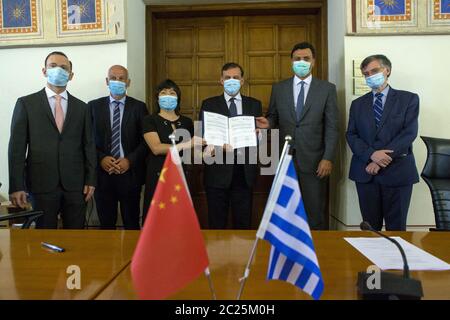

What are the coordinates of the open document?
(345, 237, 450, 271)
(203, 111, 257, 149)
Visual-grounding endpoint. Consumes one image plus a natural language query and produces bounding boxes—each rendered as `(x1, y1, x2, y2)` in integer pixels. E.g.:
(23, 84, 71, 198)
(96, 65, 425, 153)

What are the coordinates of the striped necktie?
(373, 92, 384, 128)
(111, 101, 121, 159)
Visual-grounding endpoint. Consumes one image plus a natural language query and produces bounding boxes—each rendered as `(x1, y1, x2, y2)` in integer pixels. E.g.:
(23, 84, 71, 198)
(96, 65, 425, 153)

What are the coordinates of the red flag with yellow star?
(131, 148, 209, 300)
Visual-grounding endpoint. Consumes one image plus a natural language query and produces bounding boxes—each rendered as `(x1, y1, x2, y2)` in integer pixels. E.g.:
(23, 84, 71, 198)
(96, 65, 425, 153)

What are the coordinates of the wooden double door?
(147, 2, 327, 228)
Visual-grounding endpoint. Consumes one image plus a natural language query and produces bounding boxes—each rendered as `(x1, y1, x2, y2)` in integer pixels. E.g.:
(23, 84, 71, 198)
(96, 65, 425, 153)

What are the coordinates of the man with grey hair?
(88, 65, 148, 229)
(346, 54, 420, 231)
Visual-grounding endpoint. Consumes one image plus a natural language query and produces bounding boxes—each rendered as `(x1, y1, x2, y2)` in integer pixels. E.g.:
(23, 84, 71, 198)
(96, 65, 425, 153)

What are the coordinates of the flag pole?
(236, 135, 293, 300)
(169, 134, 217, 300)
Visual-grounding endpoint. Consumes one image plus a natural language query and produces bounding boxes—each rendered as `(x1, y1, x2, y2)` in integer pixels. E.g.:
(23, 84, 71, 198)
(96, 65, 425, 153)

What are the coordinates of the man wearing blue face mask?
(256, 42, 339, 230)
(8, 51, 97, 229)
(346, 55, 420, 231)
(199, 63, 262, 229)
(88, 65, 148, 230)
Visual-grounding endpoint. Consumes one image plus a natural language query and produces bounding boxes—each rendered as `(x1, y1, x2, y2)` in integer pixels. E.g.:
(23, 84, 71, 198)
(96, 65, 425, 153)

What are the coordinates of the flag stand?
(169, 134, 217, 300)
(236, 135, 293, 300)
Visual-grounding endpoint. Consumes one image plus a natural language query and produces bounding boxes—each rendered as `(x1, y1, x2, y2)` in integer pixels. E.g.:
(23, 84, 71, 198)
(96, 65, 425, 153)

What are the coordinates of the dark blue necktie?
(111, 101, 121, 159)
(296, 81, 305, 122)
(229, 97, 238, 117)
(373, 92, 384, 128)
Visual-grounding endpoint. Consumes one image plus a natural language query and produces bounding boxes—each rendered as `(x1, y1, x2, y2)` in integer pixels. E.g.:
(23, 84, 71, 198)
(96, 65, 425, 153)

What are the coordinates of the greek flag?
(256, 153, 324, 300)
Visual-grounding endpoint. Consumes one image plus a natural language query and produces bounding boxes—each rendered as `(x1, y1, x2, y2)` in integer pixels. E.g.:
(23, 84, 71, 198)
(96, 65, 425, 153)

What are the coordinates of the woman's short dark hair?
(155, 79, 181, 115)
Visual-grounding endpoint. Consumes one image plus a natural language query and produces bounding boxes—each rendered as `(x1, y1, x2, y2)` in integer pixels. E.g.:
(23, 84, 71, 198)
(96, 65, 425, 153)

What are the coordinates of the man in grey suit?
(8, 51, 96, 229)
(257, 42, 339, 230)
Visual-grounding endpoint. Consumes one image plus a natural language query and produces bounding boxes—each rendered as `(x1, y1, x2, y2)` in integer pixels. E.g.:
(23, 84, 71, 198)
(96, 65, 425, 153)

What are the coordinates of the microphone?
(356, 221, 423, 300)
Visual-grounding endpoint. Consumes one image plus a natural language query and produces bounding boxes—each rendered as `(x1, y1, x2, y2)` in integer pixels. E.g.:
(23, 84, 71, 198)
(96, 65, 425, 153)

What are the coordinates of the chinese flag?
(131, 148, 209, 300)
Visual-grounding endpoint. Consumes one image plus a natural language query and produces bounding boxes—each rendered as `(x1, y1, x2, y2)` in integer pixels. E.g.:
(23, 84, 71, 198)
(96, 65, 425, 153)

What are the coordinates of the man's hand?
(316, 160, 333, 179)
(256, 117, 270, 129)
(100, 156, 121, 174)
(203, 145, 216, 157)
(114, 158, 130, 174)
(192, 136, 207, 147)
(10, 191, 28, 209)
(366, 162, 381, 175)
(370, 150, 394, 168)
(83, 185, 95, 202)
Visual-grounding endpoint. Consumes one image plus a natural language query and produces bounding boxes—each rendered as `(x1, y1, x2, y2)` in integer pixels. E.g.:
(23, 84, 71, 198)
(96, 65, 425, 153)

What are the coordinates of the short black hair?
(360, 54, 392, 76)
(155, 79, 181, 115)
(291, 42, 316, 58)
(221, 62, 244, 77)
(45, 51, 73, 70)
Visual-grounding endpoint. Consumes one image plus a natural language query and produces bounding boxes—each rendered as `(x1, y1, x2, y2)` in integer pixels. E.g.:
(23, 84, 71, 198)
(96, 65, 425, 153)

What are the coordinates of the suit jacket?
(88, 96, 148, 186)
(199, 95, 262, 189)
(267, 77, 339, 173)
(346, 87, 420, 186)
(8, 88, 97, 194)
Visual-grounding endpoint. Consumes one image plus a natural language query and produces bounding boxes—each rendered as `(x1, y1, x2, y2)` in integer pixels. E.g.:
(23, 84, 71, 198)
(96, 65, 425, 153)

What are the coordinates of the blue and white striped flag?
(256, 153, 324, 300)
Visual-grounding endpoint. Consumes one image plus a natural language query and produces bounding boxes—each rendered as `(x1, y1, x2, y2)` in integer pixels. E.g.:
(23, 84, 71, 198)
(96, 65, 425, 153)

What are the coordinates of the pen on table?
(41, 242, 65, 253)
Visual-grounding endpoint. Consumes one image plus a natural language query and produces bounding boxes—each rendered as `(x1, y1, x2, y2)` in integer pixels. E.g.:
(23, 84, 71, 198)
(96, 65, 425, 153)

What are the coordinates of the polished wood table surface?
(96, 231, 450, 300)
(0, 229, 140, 300)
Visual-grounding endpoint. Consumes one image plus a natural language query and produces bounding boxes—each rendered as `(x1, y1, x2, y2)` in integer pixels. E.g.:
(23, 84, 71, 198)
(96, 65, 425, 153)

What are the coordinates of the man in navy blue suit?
(346, 54, 420, 231)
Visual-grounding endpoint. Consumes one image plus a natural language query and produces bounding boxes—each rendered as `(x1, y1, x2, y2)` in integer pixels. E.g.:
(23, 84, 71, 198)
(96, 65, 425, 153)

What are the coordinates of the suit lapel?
(376, 87, 397, 135)
(219, 95, 231, 117)
(62, 92, 75, 135)
(39, 88, 58, 131)
(284, 78, 297, 121)
(121, 96, 131, 132)
(299, 77, 317, 122)
(361, 92, 377, 140)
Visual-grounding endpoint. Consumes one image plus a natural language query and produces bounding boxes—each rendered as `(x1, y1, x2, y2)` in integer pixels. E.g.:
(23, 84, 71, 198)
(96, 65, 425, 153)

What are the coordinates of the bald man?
(88, 65, 148, 229)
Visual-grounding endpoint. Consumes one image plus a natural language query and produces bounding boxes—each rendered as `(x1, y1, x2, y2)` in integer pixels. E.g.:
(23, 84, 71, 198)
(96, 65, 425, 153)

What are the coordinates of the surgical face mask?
(292, 60, 311, 78)
(159, 95, 178, 111)
(365, 72, 386, 90)
(109, 80, 127, 96)
(46, 67, 70, 87)
(224, 79, 241, 96)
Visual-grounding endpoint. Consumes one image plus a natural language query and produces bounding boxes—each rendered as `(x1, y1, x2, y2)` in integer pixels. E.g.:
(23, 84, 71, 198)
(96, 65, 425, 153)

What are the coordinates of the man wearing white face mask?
(199, 63, 262, 229)
(88, 65, 148, 230)
(346, 55, 420, 231)
(256, 42, 339, 230)
(8, 51, 97, 229)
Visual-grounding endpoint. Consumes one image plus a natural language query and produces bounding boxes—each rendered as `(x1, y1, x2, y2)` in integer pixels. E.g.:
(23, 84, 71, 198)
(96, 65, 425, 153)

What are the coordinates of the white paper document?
(203, 111, 257, 149)
(344, 237, 450, 271)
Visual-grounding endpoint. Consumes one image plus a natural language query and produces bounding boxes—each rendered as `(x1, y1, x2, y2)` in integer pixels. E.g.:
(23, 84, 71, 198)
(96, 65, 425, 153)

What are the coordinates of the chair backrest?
(420, 136, 450, 230)
(421, 136, 450, 179)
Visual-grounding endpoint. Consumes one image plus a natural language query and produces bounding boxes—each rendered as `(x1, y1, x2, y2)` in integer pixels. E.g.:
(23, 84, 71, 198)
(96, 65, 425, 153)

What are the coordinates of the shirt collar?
(224, 92, 242, 102)
(373, 84, 390, 97)
(45, 86, 68, 100)
(109, 95, 126, 105)
(294, 74, 312, 86)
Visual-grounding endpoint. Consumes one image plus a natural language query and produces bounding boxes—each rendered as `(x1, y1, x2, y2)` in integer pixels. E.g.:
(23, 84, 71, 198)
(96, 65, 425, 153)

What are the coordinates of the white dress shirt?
(293, 74, 312, 107)
(45, 86, 68, 120)
(224, 92, 243, 115)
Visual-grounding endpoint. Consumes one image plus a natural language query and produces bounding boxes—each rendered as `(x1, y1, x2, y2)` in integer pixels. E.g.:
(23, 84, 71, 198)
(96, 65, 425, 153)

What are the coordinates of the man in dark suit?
(199, 62, 262, 229)
(256, 42, 339, 230)
(8, 51, 96, 229)
(346, 54, 419, 231)
(88, 65, 148, 230)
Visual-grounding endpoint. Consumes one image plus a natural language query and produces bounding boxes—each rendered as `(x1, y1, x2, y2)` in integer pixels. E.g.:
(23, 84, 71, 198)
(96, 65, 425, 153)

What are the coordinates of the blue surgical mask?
(224, 79, 241, 96)
(292, 60, 311, 78)
(109, 80, 127, 96)
(46, 67, 70, 87)
(159, 95, 178, 111)
(365, 72, 386, 90)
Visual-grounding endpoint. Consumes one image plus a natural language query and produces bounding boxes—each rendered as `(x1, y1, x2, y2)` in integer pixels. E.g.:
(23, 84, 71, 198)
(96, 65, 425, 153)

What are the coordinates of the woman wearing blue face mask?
(141, 79, 195, 222)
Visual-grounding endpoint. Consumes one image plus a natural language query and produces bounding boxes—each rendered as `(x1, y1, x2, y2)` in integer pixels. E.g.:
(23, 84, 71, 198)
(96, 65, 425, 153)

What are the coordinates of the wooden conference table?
(0, 229, 449, 300)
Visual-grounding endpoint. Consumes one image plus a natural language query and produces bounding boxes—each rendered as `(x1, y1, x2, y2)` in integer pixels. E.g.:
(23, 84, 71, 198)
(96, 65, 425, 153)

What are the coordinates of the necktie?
(111, 101, 121, 159)
(229, 97, 238, 117)
(54, 95, 64, 133)
(373, 92, 384, 128)
(296, 81, 305, 122)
